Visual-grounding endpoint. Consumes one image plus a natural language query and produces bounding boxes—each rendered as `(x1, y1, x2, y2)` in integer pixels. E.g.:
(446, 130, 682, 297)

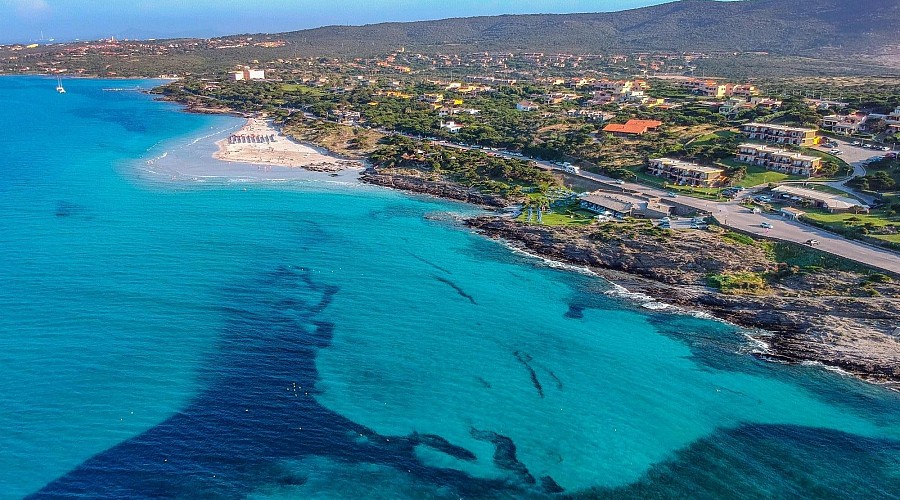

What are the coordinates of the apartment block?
(647, 158, 724, 187)
(736, 144, 822, 176)
(741, 123, 818, 147)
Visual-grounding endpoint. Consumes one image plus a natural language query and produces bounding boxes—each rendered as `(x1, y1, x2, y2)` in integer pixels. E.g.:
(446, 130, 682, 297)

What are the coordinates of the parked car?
(851, 141, 861, 146)
(760, 222, 774, 229)
(805, 239, 820, 246)
(881, 146, 891, 151)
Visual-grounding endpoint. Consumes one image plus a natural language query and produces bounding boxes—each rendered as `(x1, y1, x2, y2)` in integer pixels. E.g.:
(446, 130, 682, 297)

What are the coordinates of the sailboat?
(56, 76, 66, 94)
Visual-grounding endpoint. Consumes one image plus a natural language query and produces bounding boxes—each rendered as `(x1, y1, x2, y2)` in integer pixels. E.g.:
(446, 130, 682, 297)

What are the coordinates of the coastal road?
(432, 140, 900, 274)
(703, 202, 900, 275)
(339, 126, 900, 274)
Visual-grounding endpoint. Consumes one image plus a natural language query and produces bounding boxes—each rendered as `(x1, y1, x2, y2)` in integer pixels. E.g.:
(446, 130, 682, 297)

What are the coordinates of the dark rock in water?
(513, 351, 544, 398)
(412, 432, 477, 461)
(470, 428, 536, 485)
(564, 304, 584, 319)
(546, 370, 563, 391)
(31, 265, 517, 499)
(540, 475, 565, 494)
(475, 376, 492, 389)
(55, 200, 80, 218)
(434, 275, 477, 305)
(406, 251, 452, 275)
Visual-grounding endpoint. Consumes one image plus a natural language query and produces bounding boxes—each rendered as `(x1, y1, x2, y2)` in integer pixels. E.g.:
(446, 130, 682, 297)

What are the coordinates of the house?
(329, 109, 362, 125)
(741, 123, 818, 147)
(885, 105, 900, 124)
(647, 158, 725, 187)
(719, 98, 754, 117)
(602, 119, 663, 136)
(770, 185, 866, 213)
(421, 93, 444, 103)
(233, 67, 265, 81)
(440, 120, 463, 133)
(516, 101, 540, 111)
(736, 143, 822, 176)
(821, 112, 868, 135)
(579, 191, 674, 219)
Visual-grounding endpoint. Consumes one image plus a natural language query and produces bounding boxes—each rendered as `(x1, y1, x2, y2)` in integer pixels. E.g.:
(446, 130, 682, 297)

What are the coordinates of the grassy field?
(801, 208, 900, 244)
(517, 210, 594, 226)
(717, 159, 802, 187)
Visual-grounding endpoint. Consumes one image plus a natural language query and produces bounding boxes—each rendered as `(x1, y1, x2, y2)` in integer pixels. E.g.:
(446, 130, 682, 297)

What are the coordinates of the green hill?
(274, 0, 899, 58)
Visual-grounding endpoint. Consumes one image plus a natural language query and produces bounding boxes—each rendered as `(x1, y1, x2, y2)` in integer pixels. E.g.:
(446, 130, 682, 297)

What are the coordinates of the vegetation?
(368, 135, 560, 199)
(707, 272, 768, 294)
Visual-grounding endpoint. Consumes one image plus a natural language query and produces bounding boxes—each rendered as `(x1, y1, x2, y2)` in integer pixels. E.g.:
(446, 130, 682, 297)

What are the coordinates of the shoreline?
(464, 216, 900, 392)
(155, 100, 899, 392)
(213, 118, 364, 173)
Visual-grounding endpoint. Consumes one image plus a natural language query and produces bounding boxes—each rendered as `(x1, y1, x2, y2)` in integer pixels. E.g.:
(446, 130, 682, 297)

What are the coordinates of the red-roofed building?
(602, 119, 663, 136)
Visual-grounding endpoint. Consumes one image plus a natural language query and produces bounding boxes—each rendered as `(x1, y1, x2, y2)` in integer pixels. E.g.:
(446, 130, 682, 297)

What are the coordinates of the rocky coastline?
(466, 216, 900, 391)
(360, 169, 511, 208)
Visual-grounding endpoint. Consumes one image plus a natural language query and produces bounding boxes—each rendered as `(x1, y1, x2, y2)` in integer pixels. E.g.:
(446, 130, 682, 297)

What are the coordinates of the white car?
(760, 222, 774, 229)
(829, 149, 842, 155)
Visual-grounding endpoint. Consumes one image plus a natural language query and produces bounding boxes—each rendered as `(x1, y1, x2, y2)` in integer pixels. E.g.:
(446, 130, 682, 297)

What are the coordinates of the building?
(736, 143, 822, 176)
(516, 100, 540, 111)
(602, 119, 663, 136)
(440, 120, 463, 133)
(770, 185, 866, 213)
(647, 158, 725, 187)
(579, 191, 674, 219)
(741, 123, 818, 147)
(779, 207, 806, 220)
(821, 112, 868, 135)
(233, 67, 265, 81)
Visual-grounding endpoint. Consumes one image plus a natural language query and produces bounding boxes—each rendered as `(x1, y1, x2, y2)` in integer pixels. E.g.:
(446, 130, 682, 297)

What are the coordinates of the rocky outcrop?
(360, 170, 510, 208)
(467, 216, 900, 390)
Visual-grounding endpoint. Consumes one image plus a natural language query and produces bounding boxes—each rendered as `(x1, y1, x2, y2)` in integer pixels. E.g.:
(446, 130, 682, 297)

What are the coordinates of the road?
(304, 120, 899, 274)
(712, 202, 900, 275)
(423, 139, 900, 274)
(808, 138, 893, 205)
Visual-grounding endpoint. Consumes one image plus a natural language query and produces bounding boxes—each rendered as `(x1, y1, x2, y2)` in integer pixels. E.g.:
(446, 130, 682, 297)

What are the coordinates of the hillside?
(275, 0, 898, 60)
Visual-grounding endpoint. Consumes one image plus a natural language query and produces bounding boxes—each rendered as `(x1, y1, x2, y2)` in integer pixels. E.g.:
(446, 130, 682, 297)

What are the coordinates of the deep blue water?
(0, 76, 898, 499)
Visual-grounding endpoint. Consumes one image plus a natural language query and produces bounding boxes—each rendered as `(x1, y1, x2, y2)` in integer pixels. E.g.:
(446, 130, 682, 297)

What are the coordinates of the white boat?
(56, 76, 66, 94)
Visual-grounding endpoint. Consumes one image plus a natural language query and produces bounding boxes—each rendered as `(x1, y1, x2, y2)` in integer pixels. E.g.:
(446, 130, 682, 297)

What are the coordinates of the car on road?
(760, 222, 774, 229)
(614, 179, 626, 185)
(851, 141, 861, 146)
(805, 239, 820, 246)
(666, 191, 678, 198)
(829, 149, 842, 155)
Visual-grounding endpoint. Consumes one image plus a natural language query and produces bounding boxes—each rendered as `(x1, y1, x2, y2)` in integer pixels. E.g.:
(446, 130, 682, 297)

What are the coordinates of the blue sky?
(0, 0, 678, 43)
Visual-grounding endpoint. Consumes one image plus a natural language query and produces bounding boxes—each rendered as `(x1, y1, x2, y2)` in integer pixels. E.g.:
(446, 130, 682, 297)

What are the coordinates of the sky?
(0, 0, 678, 43)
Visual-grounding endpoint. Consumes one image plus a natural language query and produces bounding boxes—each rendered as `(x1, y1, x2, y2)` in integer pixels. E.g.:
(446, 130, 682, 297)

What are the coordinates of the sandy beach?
(215, 118, 362, 173)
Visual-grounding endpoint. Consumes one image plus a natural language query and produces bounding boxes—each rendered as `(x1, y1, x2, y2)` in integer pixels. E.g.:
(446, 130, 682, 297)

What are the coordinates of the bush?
(707, 272, 768, 294)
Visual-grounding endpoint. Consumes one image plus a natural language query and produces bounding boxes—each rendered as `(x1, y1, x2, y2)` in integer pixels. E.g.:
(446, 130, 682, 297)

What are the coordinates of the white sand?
(215, 118, 362, 173)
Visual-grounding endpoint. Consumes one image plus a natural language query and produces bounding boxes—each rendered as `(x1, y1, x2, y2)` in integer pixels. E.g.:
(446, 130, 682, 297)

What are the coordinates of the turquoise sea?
(0, 76, 898, 499)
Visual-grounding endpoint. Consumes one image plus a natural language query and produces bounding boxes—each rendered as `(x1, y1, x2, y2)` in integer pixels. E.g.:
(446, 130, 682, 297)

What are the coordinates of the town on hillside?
(4, 37, 898, 254)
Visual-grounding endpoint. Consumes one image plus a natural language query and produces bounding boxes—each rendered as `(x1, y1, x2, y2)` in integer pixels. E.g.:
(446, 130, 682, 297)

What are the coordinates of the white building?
(234, 67, 265, 81)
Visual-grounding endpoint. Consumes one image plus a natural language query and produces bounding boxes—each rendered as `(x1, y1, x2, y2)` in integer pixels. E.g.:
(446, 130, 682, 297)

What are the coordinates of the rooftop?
(771, 185, 864, 210)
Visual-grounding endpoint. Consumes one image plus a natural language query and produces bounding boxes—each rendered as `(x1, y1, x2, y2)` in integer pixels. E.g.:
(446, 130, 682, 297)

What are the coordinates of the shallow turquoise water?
(0, 77, 898, 498)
